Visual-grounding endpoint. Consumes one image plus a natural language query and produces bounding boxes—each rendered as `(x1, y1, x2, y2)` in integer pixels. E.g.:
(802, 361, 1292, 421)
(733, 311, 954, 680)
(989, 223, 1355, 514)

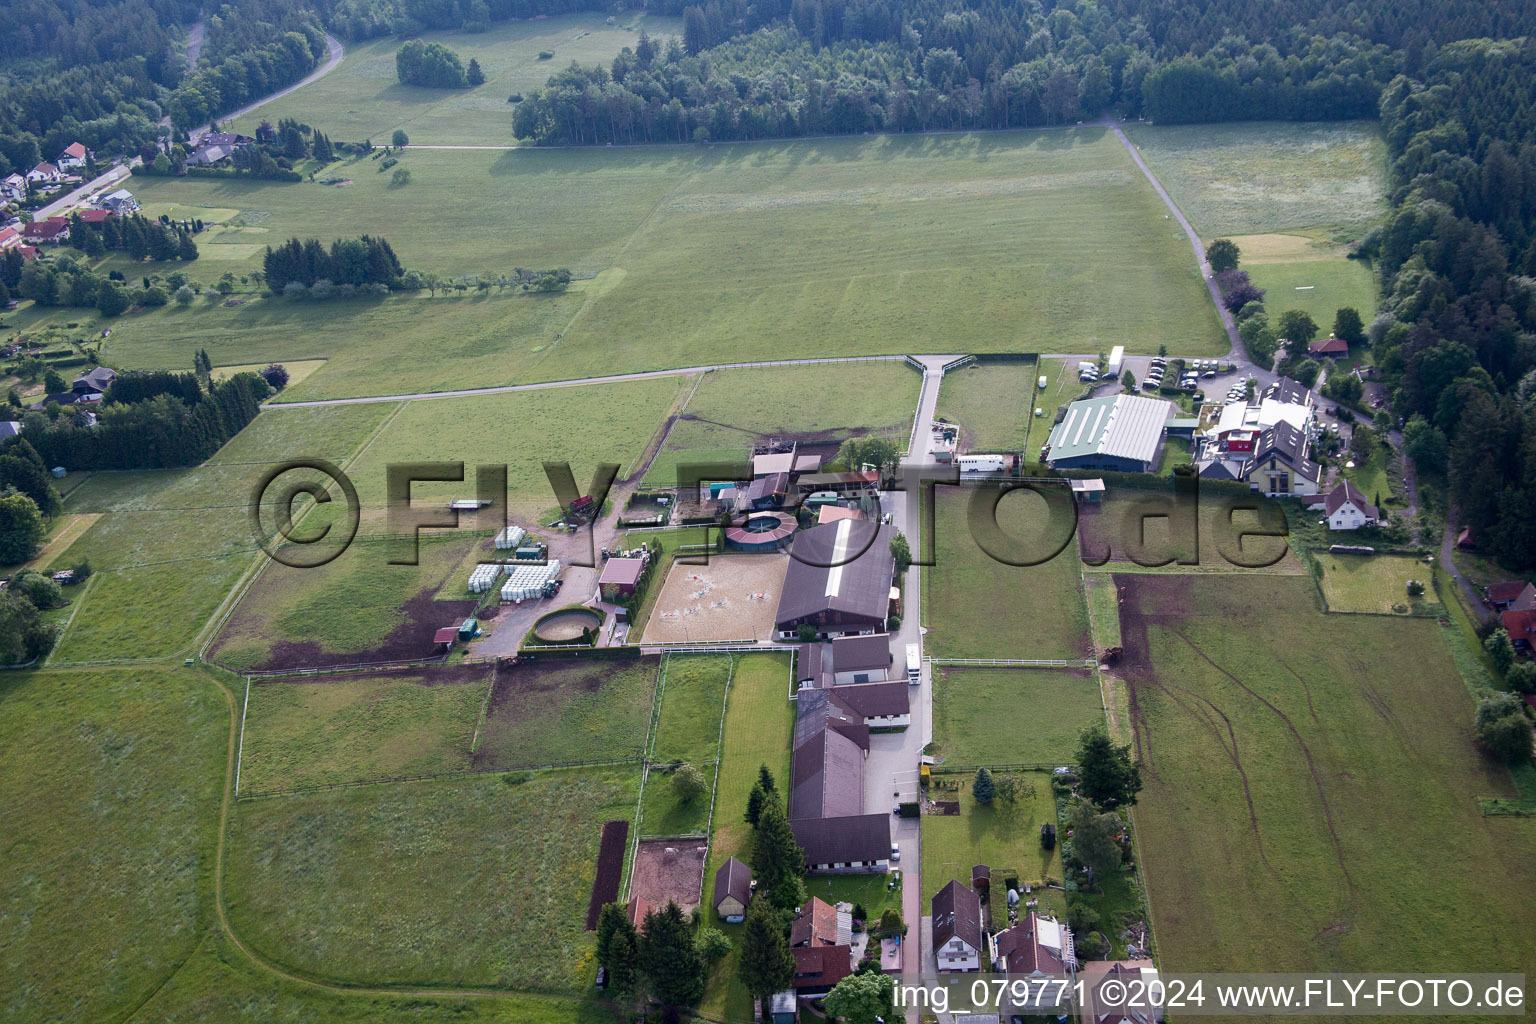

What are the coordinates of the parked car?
(890, 843, 901, 862)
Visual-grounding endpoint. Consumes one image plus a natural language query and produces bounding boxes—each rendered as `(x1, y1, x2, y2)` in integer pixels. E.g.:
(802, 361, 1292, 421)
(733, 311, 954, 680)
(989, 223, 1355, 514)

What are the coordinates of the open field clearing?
(473, 656, 658, 769)
(1245, 254, 1378, 326)
(1120, 121, 1388, 237)
(699, 652, 793, 1023)
(340, 376, 685, 523)
(224, 766, 639, 990)
(921, 776, 1064, 922)
(650, 654, 732, 765)
(932, 667, 1102, 765)
(227, 14, 681, 147)
(645, 362, 918, 486)
(924, 485, 1091, 660)
(934, 359, 1037, 453)
(81, 128, 1225, 396)
(1117, 574, 1536, 976)
(134, 929, 612, 1024)
(0, 668, 225, 1023)
(1315, 552, 1434, 615)
(214, 357, 326, 388)
(208, 533, 480, 672)
(239, 666, 490, 793)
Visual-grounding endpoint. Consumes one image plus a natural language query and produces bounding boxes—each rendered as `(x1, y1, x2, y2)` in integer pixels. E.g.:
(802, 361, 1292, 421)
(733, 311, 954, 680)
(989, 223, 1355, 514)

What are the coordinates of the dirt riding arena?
(629, 839, 708, 914)
(641, 553, 789, 644)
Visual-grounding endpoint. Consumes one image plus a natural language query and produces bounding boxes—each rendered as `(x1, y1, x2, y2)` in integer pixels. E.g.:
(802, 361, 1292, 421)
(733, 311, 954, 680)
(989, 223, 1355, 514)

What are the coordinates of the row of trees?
(261, 234, 405, 292)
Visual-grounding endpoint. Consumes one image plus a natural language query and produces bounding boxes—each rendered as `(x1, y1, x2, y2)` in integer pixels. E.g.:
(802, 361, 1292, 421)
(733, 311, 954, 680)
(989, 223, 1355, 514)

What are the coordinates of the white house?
(26, 162, 61, 185)
(0, 173, 24, 201)
(933, 880, 984, 972)
(56, 142, 89, 171)
(1314, 480, 1381, 531)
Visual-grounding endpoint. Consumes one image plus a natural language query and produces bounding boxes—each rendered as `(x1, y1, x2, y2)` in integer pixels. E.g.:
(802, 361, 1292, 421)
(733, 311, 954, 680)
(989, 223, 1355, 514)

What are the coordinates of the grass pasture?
(934, 359, 1037, 454)
(1120, 121, 1388, 237)
(227, 14, 682, 147)
(473, 656, 658, 769)
(1116, 573, 1536, 977)
(932, 667, 1102, 765)
(651, 654, 732, 765)
(1238, 236, 1379, 325)
(0, 668, 225, 1024)
(1315, 553, 1433, 615)
(924, 485, 1091, 660)
(224, 766, 640, 990)
(238, 667, 491, 794)
(645, 362, 919, 486)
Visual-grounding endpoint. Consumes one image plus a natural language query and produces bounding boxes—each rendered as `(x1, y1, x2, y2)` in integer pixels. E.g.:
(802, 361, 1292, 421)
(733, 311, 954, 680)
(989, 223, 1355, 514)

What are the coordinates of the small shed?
(433, 627, 458, 647)
(713, 856, 752, 922)
(971, 864, 990, 893)
(1069, 478, 1105, 504)
(457, 618, 478, 642)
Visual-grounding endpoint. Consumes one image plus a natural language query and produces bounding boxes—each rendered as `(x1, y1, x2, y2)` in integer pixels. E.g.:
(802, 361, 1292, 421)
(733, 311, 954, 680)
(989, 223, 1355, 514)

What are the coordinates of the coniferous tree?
(637, 901, 706, 1009)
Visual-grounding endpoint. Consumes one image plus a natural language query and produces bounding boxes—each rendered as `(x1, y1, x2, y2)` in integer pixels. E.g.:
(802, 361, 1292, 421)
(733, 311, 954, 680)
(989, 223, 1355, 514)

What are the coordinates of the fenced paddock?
(640, 554, 789, 645)
(629, 839, 709, 915)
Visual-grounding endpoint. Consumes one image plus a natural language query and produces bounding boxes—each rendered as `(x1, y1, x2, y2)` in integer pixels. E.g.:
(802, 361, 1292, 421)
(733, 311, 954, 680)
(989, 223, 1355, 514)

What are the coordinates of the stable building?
(775, 519, 895, 639)
(1041, 394, 1176, 473)
(712, 856, 751, 922)
(789, 814, 892, 873)
(831, 632, 890, 684)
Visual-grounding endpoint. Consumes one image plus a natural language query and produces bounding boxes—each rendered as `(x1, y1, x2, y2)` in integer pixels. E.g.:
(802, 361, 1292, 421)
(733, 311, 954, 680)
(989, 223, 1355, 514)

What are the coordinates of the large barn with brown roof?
(775, 519, 896, 639)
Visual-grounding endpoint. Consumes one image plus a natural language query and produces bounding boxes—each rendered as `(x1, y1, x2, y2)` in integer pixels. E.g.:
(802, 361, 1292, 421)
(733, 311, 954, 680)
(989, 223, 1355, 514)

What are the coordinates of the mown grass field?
(47, 402, 395, 662)
(67, 127, 1227, 400)
(1339, 442, 1395, 503)
(0, 668, 226, 1023)
(228, 14, 681, 147)
(1025, 358, 1089, 453)
(239, 669, 490, 793)
(924, 485, 1091, 660)
(645, 362, 918, 486)
(920, 775, 1064, 920)
(933, 359, 1037, 453)
(474, 657, 658, 769)
(1242, 244, 1379, 325)
(932, 667, 1102, 765)
(1118, 574, 1536, 977)
(699, 652, 793, 1024)
(1120, 121, 1388, 237)
(1315, 553, 1432, 615)
(224, 765, 639, 990)
(650, 654, 732, 765)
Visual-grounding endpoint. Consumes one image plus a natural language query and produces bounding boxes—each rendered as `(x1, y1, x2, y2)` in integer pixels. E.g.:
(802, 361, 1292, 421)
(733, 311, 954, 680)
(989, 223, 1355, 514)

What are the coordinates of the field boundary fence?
(929, 657, 1096, 668)
(236, 755, 642, 802)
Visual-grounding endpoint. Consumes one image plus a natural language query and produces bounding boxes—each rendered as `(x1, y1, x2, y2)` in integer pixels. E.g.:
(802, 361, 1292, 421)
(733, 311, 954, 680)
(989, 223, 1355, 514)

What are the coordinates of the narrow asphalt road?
(1440, 515, 1485, 617)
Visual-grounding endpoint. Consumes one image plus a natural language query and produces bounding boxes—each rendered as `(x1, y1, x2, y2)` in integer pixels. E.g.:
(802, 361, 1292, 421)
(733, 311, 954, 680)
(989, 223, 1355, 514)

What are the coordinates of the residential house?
(790, 943, 853, 995)
(0, 225, 21, 251)
(187, 144, 233, 167)
(56, 142, 89, 171)
(198, 131, 254, 148)
(1501, 608, 1536, 653)
(712, 857, 751, 922)
(1487, 582, 1536, 612)
(26, 162, 61, 185)
(75, 209, 113, 227)
(1308, 335, 1349, 358)
(0, 174, 24, 201)
(831, 632, 890, 684)
(1317, 480, 1381, 530)
(993, 913, 1073, 1012)
(99, 189, 139, 214)
(775, 519, 896, 639)
(790, 897, 851, 948)
(23, 217, 69, 244)
(1199, 420, 1321, 496)
(0, 421, 22, 440)
(1082, 961, 1161, 1024)
(932, 880, 984, 972)
(73, 367, 118, 396)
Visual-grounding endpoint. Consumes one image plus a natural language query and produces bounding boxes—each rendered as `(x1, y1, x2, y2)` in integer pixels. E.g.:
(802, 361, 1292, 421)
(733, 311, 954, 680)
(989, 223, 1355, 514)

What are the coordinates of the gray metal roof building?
(1042, 394, 1175, 473)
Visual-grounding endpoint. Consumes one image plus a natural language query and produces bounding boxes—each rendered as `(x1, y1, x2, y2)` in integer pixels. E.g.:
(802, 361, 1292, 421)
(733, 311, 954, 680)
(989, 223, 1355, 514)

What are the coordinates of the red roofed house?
(790, 897, 849, 948)
(432, 626, 458, 647)
(1486, 581, 1536, 612)
(933, 879, 984, 972)
(57, 142, 89, 171)
(1320, 480, 1380, 531)
(76, 209, 113, 226)
(1501, 608, 1536, 652)
(23, 217, 69, 244)
(790, 943, 852, 994)
(1308, 335, 1350, 358)
(0, 226, 21, 250)
(994, 912, 1076, 1013)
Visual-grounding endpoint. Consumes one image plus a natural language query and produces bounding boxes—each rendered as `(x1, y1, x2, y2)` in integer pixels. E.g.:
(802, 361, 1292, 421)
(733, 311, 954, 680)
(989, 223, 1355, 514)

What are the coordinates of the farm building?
(744, 472, 791, 510)
(1069, 478, 1106, 504)
(789, 814, 891, 874)
(789, 688, 868, 819)
(831, 632, 890, 684)
(775, 520, 896, 640)
(817, 504, 863, 525)
(796, 643, 824, 687)
(724, 511, 796, 552)
(712, 856, 751, 922)
(1041, 394, 1176, 473)
(933, 879, 984, 972)
(73, 366, 117, 395)
(1309, 335, 1350, 358)
(825, 681, 909, 728)
(1486, 581, 1536, 612)
(598, 556, 646, 599)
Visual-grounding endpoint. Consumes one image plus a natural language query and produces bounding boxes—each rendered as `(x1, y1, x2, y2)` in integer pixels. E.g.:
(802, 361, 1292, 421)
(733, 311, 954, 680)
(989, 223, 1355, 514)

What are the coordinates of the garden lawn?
(932, 667, 1103, 765)
(1315, 553, 1434, 615)
(920, 776, 1064, 922)
(650, 653, 732, 765)
(934, 359, 1037, 453)
(699, 652, 793, 1024)
(1117, 573, 1536, 977)
(1024, 358, 1088, 454)
(924, 486, 1091, 660)
(645, 361, 919, 486)
(0, 668, 226, 1024)
(223, 766, 640, 990)
(239, 669, 490, 794)
(1339, 442, 1394, 506)
(227, 14, 682, 147)
(474, 657, 658, 769)
(640, 768, 711, 836)
(1120, 121, 1388, 237)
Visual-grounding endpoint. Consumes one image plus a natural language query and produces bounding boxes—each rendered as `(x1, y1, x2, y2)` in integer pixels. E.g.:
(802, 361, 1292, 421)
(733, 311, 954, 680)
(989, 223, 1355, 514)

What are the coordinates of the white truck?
(957, 454, 1008, 473)
(906, 643, 921, 685)
(1106, 345, 1125, 379)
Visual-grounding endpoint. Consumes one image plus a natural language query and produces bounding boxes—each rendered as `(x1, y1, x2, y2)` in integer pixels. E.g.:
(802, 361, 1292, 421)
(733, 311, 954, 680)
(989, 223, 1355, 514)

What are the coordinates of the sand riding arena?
(640, 553, 789, 644)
